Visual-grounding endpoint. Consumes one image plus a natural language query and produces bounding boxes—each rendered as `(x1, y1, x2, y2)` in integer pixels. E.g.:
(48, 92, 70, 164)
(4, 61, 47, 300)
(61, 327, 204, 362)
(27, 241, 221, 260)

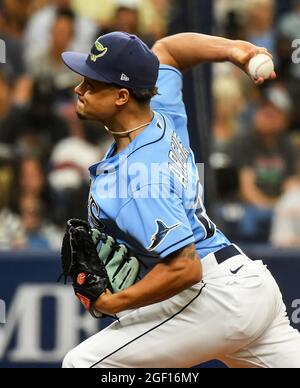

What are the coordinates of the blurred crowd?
(0, 0, 169, 251)
(212, 0, 300, 247)
(0, 0, 299, 252)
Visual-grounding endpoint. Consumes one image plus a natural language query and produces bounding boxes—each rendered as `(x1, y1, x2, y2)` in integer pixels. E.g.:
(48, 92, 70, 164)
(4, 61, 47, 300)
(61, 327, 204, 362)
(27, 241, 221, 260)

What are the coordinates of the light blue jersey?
(88, 65, 230, 270)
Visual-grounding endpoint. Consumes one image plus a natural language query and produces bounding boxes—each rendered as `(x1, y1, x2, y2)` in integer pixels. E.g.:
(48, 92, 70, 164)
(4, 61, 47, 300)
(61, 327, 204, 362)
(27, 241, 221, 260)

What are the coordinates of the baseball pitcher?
(60, 31, 300, 368)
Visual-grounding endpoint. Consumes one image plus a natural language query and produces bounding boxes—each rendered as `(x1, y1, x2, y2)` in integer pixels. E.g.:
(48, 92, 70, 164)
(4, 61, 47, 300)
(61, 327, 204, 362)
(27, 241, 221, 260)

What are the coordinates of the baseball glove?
(60, 219, 110, 316)
(60, 219, 141, 317)
(91, 228, 141, 293)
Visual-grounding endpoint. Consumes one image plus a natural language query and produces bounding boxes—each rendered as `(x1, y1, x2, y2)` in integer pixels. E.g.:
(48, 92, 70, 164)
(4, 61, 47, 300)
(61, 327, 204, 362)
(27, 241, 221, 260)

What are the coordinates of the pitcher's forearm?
(153, 33, 234, 71)
(152, 33, 276, 86)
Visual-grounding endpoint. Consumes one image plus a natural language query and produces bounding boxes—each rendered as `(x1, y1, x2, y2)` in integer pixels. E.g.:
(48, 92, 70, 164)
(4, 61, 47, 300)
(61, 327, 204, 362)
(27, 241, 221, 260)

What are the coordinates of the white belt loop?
(201, 252, 220, 278)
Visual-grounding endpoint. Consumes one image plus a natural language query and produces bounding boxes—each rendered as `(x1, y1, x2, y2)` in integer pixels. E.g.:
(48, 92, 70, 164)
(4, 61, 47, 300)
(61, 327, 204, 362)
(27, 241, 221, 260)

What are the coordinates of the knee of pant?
(62, 348, 80, 368)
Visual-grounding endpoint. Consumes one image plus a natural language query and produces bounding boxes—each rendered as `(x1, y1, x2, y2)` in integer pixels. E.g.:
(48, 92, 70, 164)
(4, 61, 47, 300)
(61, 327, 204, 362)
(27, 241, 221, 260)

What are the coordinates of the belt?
(202, 244, 250, 277)
(214, 245, 241, 264)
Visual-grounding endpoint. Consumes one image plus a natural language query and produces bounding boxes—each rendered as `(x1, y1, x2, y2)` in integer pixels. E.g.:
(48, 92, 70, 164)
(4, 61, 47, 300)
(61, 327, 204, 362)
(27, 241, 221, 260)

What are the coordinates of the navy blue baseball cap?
(62, 31, 159, 89)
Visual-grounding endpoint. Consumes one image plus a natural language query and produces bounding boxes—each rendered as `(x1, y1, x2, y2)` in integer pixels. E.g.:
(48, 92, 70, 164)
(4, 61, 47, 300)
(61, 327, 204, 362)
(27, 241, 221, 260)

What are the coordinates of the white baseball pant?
(63, 246, 300, 368)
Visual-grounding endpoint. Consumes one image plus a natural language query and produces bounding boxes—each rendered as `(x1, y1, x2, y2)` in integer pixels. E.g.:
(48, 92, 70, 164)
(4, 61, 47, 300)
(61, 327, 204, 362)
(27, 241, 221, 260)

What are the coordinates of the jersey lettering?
(168, 132, 189, 189)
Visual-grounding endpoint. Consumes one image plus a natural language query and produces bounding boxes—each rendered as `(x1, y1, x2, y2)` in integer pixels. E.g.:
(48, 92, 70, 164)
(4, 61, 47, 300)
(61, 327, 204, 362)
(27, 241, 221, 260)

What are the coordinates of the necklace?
(104, 121, 152, 136)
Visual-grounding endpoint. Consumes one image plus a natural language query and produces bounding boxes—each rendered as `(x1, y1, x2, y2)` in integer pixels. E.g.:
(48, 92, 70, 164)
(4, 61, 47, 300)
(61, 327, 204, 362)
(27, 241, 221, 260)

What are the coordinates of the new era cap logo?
(90, 39, 108, 62)
(121, 73, 130, 82)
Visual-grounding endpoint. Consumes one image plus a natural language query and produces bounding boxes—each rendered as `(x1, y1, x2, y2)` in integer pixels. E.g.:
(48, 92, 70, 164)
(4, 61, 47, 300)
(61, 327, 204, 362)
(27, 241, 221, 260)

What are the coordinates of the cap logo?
(121, 73, 130, 82)
(90, 39, 108, 62)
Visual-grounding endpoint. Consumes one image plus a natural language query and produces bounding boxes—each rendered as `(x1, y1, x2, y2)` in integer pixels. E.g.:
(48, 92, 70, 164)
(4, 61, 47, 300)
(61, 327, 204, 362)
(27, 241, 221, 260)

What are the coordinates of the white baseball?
(248, 54, 274, 80)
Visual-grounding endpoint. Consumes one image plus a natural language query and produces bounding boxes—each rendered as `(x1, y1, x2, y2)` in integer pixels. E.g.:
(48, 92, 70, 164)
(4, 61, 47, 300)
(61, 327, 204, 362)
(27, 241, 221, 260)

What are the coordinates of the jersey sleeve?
(116, 184, 195, 258)
(151, 65, 190, 147)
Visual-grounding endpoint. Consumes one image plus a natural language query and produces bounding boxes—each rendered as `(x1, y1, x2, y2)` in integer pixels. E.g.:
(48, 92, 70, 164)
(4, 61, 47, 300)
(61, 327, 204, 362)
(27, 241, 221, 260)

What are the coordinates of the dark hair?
(126, 86, 159, 104)
(55, 8, 76, 21)
(108, 83, 159, 104)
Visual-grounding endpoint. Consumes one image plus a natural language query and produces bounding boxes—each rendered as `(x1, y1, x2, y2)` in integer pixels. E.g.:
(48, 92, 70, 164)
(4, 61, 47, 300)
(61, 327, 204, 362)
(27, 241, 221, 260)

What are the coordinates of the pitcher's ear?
(115, 88, 130, 107)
